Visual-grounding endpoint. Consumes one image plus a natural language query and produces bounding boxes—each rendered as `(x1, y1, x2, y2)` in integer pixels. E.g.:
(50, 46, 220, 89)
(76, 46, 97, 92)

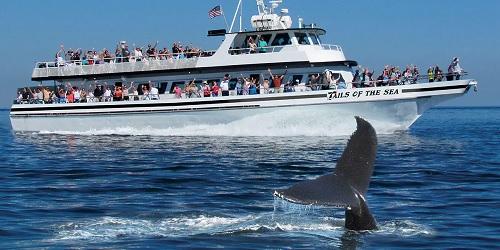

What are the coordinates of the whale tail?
(274, 116, 378, 230)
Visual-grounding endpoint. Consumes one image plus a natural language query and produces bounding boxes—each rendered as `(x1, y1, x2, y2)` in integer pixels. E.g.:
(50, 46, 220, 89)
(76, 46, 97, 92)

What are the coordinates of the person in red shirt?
(66, 89, 75, 103)
(268, 68, 287, 94)
(203, 81, 211, 97)
(114, 86, 123, 101)
(211, 82, 220, 97)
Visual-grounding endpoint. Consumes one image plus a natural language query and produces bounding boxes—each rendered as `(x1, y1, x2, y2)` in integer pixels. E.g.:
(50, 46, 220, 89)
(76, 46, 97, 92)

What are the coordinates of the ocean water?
(0, 107, 499, 249)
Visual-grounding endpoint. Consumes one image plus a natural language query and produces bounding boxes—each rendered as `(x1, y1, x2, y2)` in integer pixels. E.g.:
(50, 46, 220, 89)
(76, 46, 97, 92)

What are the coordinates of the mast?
(229, 0, 243, 33)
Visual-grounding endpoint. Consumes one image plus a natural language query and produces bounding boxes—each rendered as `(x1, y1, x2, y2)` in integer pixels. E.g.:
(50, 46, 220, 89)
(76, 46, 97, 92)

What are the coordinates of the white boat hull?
(10, 80, 477, 135)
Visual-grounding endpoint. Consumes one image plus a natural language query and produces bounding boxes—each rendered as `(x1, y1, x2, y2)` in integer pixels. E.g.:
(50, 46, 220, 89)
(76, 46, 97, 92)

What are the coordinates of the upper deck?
(31, 28, 354, 82)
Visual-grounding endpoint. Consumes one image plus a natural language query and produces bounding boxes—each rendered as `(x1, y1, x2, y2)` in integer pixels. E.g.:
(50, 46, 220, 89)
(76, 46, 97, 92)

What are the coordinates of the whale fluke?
(274, 116, 378, 230)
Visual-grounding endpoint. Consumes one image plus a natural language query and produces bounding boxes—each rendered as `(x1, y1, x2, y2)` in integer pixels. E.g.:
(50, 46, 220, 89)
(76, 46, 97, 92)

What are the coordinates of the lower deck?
(11, 80, 477, 133)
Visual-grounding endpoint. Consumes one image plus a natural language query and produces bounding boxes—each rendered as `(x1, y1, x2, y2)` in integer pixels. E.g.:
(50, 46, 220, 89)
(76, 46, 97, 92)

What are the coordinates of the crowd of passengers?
(18, 58, 464, 104)
(49, 41, 210, 67)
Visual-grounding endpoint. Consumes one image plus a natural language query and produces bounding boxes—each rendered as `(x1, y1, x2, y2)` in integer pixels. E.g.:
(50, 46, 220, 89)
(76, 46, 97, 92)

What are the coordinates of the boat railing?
(228, 43, 342, 55)
(32, 50, 217, 79)
(228, 45, 285, 54)
(14, 72, 469, 105)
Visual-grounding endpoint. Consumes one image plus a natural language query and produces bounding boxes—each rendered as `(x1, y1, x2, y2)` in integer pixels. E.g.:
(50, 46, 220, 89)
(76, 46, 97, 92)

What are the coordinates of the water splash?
(377, 220, 434, 237)
(53, 214, 340, 241)
(38, 108, 403, 137)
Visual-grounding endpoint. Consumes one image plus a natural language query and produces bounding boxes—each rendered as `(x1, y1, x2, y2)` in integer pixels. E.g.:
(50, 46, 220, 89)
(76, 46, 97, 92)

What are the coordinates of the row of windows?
(236, 32, 322, 50)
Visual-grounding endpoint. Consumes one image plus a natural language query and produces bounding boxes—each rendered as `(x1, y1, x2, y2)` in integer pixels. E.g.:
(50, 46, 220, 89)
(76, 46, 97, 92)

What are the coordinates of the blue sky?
(0, 0, 498, 108)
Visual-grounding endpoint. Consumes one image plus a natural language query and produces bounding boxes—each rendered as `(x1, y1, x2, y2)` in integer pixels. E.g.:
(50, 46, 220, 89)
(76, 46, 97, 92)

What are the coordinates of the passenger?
(174, 84, 182, 98)
(427, 67, 435, 82)
(74, 87, 81, 103)
(383, 69, 390, 86)
(235, 79, 242, 95)
(257, 36, 268, 53)
(449, 57, 463, 80)
(268, 68, 287, 93)
(42, 87, 51, 103)
(80, 89, 87, 103)
(402, 67, 412, 85)
(103, 49, 113, 63)
(412, 66, 420, 84)
(146, 41, 158, 60)
(87, 51, 95, 65)
(16, 91, 23, 104)
(158, 48, 169, 60)
(184, 82, 194, 98)
(249, 78, 257, 95)
(337, 75, 347, 89)
(103, 86, 112, 102)
(294, 79, 306, 92)
(21, 88, 30, 102)
(134, 47, 143, 62)
(30, 87, 44, 104)
(57, 87, 67, 103)
(434, 66, 443, 82)
(55, 45, 65, 67)
(221, 74, 230, 96)
(202, 81, 211, 97)
(122, 82, 133, 101)
(247, 37, 257, 54)
(352, 70, 360, 88)
(241, 77, 251, 95)
(363, 68, 373, 87)
(211, 81, 220, 97)
(113, 86, 123, 101)
(309, 73, 321, 90)
(142, 85, 150, 100)
(93, 51, 100, 64)
(93, 85, 103, 101)
(447, 59, 456, 81)
(149, 82, 159, 100)
(67, 88, 75, 103)
(262, 78, 270, 94)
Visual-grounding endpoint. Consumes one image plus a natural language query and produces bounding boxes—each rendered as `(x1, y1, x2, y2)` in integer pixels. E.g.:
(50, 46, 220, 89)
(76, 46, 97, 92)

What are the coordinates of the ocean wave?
(53, 212, 431, 242)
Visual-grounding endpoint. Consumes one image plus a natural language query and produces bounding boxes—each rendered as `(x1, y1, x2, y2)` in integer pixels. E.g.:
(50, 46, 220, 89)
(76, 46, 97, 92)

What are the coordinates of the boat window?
(250, 74, 260, 84)
(292, 75, 304, 84)
(309, 33, 320, 45)
(271, 33, 291, 46)
(159, 82, 169, 94)
(294, 33, 310, 45)
(243, 35, 258, 47)
(137, 83, 150, 95)
(228, 78, 238, 90)
(193, 80, 203, 89)
(258, 34, 272, 44)
(308, 73, 322, 84)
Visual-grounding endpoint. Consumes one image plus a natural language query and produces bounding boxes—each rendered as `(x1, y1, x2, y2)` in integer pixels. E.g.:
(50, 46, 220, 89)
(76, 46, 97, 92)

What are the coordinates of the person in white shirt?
(103, 86, 112, 102)
(221, 74, 230, 96)
(17, 92, 23, 104)
(134, 47, 143, 62)
(74, 88, 81, 102)
(149, 81, 159, 100)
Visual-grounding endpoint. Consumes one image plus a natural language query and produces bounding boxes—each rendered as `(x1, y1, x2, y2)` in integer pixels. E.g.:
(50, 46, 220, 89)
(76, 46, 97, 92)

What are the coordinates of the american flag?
(208, 5, 222, 19)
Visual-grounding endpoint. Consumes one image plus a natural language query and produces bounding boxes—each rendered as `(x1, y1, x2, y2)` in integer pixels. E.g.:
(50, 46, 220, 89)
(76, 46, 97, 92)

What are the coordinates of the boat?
(9, 0, 477, 133)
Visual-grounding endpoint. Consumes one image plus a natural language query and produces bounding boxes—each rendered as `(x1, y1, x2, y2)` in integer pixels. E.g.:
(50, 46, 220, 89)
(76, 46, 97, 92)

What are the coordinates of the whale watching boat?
(10, 0, 477, 133)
